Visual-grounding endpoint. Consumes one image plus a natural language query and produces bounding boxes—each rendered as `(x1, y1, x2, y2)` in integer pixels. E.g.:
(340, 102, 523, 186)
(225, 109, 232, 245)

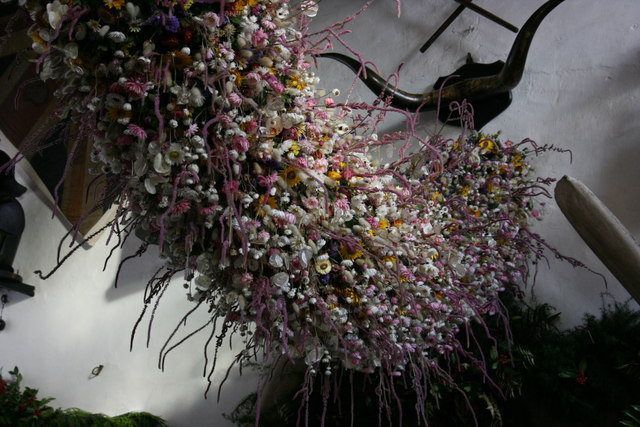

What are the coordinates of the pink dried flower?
(245, 120, 259, 134)
(239, 273, 253, 286)
(125, 79, 150, 98)
(245, 72, 261, 85)
(298, 139, 315, 154)
(203, 12, 220, 28)
(303, 196, 319, 210)
(271, 81, 285, 94)
(232, 136, 250, 153)
(251, 29, 268, 46)
(126, 124, 147, 140)
(335, 198, 350, 211)
(316, 110, 329, 120)
(199, 205, 216, 215)
(219, 115, 234, 129)
(261, 18, 277, 30)
(171, 199, 191, 214)
(228, 93, 243, 107)
(184, 123, 199, 137)
(262, 73, 285, 94)
(313, 157, 328, 172)
(257, 173, 278, 187)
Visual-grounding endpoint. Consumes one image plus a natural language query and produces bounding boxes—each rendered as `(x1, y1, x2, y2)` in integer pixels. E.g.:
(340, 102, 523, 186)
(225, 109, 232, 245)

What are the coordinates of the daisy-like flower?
(339, 243, 364, 261)
(203, 12, 221, 29)
(281, 165, 301, 187)
(334, 123, 349, 134)
(165, 143, 185, 165)
(315, 258, 332, 275)
(171, 199, 191, 214)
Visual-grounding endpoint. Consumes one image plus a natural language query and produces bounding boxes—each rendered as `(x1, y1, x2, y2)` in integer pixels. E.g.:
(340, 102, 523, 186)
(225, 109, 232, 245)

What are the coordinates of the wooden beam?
(0, 272, 34, 297)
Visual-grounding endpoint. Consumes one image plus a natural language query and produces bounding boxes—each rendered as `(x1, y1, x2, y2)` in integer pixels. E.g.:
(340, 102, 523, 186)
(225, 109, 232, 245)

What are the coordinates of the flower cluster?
(25, 0, 549, 383)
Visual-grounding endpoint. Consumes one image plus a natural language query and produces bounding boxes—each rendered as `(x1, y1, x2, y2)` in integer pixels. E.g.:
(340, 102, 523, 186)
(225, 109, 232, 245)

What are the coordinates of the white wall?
(1, 1, 639, 425)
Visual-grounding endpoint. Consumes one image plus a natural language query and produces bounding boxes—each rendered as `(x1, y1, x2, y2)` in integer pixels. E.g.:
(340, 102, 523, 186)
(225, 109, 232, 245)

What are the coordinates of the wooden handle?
(555, 176, 640, 303)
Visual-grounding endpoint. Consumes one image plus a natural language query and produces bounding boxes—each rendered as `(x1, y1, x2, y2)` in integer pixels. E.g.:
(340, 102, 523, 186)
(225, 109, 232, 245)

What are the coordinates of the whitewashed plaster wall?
(0, 1, 639, 426)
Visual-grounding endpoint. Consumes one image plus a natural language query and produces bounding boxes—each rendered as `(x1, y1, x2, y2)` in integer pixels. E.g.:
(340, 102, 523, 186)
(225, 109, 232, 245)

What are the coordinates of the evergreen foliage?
(0, 367, 167, 427)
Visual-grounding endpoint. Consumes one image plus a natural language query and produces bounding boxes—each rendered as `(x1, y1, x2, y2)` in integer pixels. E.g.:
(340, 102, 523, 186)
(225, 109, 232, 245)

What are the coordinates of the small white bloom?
(144, 178, 157, 194)
(271, 272, 290, 289)
(126, 2, 140, 19)
(133, 154, 147, 176)
(97, 25, 110, 37)
(153, 152, 171, 174)
(195, 274, 212, 289)
(46, 0, 69, 29)
(269, 253, 284, 268)
(165, 143, 185, 165)
(301, 0, 319, 17)
(62, 42, 78, 59)
(189, 87, 205, 107)
(108, 31, 126, 43)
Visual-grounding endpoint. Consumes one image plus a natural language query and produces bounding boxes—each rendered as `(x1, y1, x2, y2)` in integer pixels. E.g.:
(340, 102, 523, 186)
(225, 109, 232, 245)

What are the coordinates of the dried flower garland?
(21, 0, 557, 423)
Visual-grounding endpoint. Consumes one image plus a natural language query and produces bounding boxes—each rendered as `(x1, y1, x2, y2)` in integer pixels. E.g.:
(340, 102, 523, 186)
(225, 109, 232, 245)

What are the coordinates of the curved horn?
(498, 0, 565, 89)
(319, 0, 565, 111)
(318, 52, 429, 109)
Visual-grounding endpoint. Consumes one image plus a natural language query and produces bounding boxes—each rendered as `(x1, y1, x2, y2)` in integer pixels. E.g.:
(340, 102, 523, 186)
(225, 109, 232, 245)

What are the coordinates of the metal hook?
(420, 0, 518, 53)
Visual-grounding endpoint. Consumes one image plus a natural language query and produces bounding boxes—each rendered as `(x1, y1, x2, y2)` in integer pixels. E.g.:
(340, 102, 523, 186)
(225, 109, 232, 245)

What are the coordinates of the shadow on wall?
(104, 237, 165, 302)
(599, 138, 640, 235)
(162, 345, 261, 427)
(573, 49, 640, 237)
(168, 376, 259, 427)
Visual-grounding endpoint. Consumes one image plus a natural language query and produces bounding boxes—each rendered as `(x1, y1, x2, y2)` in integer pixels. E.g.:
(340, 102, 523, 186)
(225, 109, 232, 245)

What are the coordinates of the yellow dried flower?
(281, 165, 302, 187)
(478, 137, 496, 152)
(254, 194, 277, 216)
(339, 243, 364, 261)
(104, 0, 124, 10)
(382, 256, 396, 267)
